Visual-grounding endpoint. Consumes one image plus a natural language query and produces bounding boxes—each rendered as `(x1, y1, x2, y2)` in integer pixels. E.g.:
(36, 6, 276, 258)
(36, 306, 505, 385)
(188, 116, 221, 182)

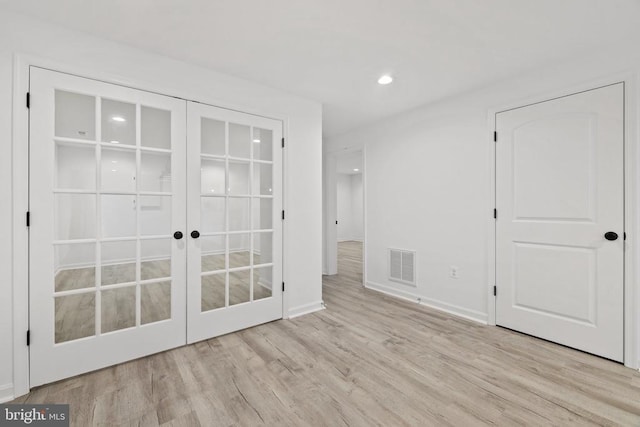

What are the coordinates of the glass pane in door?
(141, 106, 171, 150)
(54, 243, 96, 292)
(141, 281, 172, 324)
(229, 270, 250, 306)
(253, 198, 272, 230)
(201, 235, 225, 273)
(101, 148, 136, 193)
(55, 90, 96, 140)
(253, 232, 272, 265)
(229, 160, 250, 195)
(229, 233, 251, 268)
(101, 240, 136, 285)
(140, 196, 172, 236)
(101, 195, 136, 238)
(141, 152, 172, 192)
(252, 128, 272, 162)
(228, 198, 250, 231)
(55, 142, 96, 190)
(202, 273, 226, 312)
(201, 159, 226, 194)
(101, 286, 136, 333)
(229, 123, 250, 159)
(101, 99, 136, 145)
(253, 266, 273, 301)
(253, 163, 272, 195)
(55, 194, 97, 240)
(201, 118, 225, 156)
(55, 293, 96, 343)
(141, 238, 172, 281)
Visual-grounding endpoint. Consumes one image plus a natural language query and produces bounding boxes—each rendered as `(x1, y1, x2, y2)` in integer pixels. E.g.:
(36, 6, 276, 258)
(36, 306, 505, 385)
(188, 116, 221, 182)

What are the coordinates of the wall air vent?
(388, 248, 416, 286)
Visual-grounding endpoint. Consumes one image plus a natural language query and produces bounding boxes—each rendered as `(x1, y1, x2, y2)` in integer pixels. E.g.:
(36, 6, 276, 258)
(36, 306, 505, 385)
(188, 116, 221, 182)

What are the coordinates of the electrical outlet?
(449, 266, 459, 279)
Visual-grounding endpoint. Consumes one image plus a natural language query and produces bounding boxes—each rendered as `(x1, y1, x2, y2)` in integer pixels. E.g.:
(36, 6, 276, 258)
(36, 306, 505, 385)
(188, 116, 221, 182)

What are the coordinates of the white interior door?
(29, 67, 187, 386)
(495, 83, 624, 362)
(186, 102, 283, 343)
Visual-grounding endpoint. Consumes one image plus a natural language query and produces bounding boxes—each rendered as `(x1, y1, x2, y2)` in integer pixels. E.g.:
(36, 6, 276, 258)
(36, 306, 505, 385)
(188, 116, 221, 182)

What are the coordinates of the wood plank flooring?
(13, 241, 640, 426)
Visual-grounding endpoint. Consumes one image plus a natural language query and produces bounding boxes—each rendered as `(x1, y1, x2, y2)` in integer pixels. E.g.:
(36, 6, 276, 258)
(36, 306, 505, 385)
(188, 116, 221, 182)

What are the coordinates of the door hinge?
(624, 232, 627, 241)
(493, 131, 497, 142)
(282, 137, 285, 148)
(282, 282, 285, 292)
(493, 286, 497, 297)
(282, 210, 285, 220)
(26, 211, 30, 227)
(26, 330, 30, 346)
(493, 208, 497, 219)
(26, 92, 30, 109)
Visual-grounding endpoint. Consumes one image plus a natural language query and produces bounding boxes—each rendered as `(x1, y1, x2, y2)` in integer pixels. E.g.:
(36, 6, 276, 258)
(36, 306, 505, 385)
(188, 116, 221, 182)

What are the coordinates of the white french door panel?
(186, 101, 283, 344)
(495, 83, 624, 362)
(29, 67, 187, 386)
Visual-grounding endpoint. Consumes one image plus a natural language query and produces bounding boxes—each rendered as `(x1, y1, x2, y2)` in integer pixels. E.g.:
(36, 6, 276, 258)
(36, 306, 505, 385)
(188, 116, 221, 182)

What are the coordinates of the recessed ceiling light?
(110, 140, 120, 144)
(353, 168, 360, 172)
(111, 116, 126, 122)
(377, 75, 393, 85)
(253, 139, 261, 143)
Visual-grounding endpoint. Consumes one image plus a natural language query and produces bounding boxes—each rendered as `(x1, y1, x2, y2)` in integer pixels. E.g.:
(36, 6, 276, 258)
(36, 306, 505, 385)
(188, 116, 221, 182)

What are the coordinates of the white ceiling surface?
(336, 151, 363, 175)
(2, 1, 640, 137)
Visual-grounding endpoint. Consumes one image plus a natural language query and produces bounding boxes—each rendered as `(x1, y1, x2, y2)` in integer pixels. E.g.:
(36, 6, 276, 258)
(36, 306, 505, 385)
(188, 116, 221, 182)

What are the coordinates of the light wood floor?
(14, 241, 640, 425)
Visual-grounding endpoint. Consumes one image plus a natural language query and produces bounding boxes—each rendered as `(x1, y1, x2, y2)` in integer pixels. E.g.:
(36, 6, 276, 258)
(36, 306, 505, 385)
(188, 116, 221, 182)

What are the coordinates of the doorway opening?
(335, 150, 363, 283)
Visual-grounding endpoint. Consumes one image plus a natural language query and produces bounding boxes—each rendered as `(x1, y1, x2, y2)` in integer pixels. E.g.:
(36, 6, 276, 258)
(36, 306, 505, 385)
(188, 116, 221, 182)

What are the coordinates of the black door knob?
(191, 230, 200, 239)
(173, 231, 183, 240)
(604, 231, 618, 241)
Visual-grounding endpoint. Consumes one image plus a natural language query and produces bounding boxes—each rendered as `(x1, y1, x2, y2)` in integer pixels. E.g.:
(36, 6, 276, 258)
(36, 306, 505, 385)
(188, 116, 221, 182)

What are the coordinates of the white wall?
(326, 42, 640, 357)
(337, 173, 363, 242)
(0, 11, 322, 401)
(351, 174, 363, 240)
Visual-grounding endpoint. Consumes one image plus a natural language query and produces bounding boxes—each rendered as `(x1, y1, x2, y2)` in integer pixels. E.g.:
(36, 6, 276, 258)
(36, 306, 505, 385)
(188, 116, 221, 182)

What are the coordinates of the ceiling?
(2, 0, 639, 137)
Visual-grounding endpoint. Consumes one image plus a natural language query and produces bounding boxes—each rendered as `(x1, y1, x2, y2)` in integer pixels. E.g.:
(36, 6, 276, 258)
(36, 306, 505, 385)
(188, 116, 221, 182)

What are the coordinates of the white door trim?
(487, 71, 639, 369)
(10, 53, 292, 398)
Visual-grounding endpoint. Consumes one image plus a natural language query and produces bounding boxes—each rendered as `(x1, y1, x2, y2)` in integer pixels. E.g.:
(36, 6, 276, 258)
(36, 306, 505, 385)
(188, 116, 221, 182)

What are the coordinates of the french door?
(495, 83, 624, 361)
(29, 67, 283, 386)
(186, 102, 283, 343)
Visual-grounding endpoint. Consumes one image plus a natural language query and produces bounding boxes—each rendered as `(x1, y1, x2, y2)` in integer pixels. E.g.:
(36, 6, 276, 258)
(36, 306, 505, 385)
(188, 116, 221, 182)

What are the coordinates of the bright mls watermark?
(0, 405, 69, 426)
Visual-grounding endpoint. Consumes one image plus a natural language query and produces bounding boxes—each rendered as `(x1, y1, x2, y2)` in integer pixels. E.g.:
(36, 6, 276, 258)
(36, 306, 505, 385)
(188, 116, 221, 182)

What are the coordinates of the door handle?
(191, 230, 200, 239)
(604, 231, 618, 241)
(173, 231, 184, 240)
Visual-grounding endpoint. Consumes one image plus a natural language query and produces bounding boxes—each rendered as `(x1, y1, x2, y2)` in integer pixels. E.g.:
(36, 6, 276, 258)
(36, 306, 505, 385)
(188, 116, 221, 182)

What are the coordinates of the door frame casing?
(486, 72, 639, 369)
(11, 54, 291, 397)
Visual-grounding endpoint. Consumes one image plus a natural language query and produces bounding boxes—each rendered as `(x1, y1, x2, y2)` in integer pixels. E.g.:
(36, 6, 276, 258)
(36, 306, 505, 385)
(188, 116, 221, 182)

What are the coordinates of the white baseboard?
(365, 280, 488, 325)
(0, 383, 13, 403)
(288, 301, 325, 319)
